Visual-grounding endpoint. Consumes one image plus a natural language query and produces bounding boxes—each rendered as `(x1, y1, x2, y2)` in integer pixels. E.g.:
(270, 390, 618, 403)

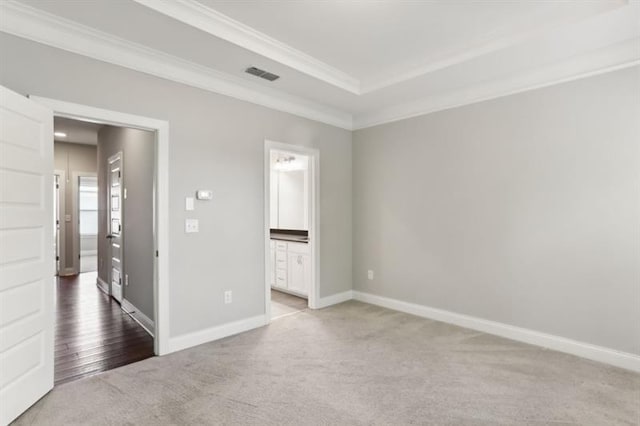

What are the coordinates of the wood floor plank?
(54, 272, 154, 385)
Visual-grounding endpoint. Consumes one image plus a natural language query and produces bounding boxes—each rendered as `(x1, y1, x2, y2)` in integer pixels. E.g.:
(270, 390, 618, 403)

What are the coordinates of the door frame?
(31, 96, 170, 356)
(53, 169, 67, 276)
(72, 171, 98, 275)
(263, 140, 320, 321)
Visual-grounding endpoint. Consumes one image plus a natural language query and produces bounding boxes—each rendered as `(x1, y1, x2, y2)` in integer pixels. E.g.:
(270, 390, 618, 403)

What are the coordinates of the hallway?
(55, 273, 154, 385)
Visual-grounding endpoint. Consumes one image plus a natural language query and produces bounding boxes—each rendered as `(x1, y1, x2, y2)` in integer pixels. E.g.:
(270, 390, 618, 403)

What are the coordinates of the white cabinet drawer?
(275, 241, 287, 250)
(275, 269, 287, 289)
(276, 250, 287, 262)
(276, 257, 287, 270)
(287, 242, 310, 254)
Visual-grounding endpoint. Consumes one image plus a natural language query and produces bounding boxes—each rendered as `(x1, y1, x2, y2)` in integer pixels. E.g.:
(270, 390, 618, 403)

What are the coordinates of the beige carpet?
(13, 301, 639, 425)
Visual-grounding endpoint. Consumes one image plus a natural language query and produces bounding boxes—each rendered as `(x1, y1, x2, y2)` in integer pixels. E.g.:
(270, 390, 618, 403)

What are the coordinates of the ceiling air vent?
(245, 66, 280, 82)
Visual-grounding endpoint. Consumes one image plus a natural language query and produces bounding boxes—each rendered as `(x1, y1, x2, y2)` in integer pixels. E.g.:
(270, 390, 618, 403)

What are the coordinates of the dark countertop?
(270, 234, 309, 243)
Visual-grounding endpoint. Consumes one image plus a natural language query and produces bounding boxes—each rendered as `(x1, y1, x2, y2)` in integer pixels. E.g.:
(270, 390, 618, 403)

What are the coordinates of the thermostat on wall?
(196, 190, 213, 200)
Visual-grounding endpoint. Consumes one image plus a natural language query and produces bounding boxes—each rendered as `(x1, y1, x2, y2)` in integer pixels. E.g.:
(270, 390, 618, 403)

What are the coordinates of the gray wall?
(0, 34, 352, 338)
(97, 126, 155, 320)
(53, 141, 97, 271)
(353, 66, 640, 355)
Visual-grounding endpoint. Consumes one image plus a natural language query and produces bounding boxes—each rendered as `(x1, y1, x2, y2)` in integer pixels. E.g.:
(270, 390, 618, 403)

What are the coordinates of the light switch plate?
(185, 218, 199, 233)
(196, 190, 213, 200)
(65, 214, 72, 222)
(185, 197, 195, 211)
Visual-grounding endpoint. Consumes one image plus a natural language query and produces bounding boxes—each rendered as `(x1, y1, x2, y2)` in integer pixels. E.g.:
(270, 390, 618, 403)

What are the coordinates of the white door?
(0, 86, 54, 424)
(107, 153, 123, 303)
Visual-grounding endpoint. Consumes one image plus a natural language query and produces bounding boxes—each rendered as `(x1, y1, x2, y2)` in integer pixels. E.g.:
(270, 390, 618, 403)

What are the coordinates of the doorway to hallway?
(54, 272, 153, 385)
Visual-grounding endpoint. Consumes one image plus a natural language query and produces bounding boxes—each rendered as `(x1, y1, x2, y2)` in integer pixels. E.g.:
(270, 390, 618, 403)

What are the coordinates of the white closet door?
(0, 85, 54, 424)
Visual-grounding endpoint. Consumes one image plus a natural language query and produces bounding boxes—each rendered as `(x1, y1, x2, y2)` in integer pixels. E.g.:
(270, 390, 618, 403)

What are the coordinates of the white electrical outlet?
(367, 270, 374, 280)
(125, 274, 129, 286)
(185, 218, 199, 233)
(224, 290, 232, 304)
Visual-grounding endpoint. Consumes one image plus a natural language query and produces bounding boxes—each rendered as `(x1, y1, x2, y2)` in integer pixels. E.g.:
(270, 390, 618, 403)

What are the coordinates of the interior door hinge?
(156, 250, 159, 257)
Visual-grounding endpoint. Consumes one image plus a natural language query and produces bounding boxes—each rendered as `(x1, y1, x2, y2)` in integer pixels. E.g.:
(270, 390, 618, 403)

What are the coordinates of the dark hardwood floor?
(55, 272, 154, 385)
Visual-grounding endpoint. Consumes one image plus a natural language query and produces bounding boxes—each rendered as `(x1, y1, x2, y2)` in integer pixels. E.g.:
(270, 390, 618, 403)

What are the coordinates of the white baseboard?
(168, 315, 267, 354)
(121, 298, 155, 338)
(59, 267, 76, 277)
(316, 290, 353, 309)
(353, 291, 640, 372)
(96, 276, 109, 295)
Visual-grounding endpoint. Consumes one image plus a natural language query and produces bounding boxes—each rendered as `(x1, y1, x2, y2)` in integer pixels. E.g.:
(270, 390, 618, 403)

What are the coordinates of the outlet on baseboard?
(224, 290, 232, 304)
(367, 270, 374, 280)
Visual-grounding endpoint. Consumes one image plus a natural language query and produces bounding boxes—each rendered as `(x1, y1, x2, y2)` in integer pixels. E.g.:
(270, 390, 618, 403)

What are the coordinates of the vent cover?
(245, 66, 280, 82)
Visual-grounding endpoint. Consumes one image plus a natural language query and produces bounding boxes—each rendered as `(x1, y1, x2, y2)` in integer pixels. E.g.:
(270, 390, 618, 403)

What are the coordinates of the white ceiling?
(54, 117, 102, 145)
(3, 0, 639, 129)
(199, 0, 620, 87)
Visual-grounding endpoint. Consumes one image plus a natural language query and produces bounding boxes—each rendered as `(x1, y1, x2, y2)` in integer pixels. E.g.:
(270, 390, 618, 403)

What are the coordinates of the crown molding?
(0, 1, 353, 130)
(353, 38, 640, 130)
(359, 2, 629, 93)
(133, 0, 361, 95)
(134, 0, 629, 96)
(1, 1, 637, 132)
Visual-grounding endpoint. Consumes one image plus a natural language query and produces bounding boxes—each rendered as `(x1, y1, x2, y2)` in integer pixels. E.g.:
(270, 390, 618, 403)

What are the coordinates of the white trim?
(2, 0, 637, 132)
(264, 140, 321, 322)
(358, 3, 633, 93)
(169, 315, 267, 354)
(31, 96, 171, 357)
(96, 276, 109, 295)
(316, 290, 353, 309)
(121, 298, 155, 338)
(132, 0, 628, 95)
(353, 40, 640, 130)
(59, 267, 75, 277)
(132, 0, 360, 94)
(0, 1, 353, 130)
(353, 291, 640, 373)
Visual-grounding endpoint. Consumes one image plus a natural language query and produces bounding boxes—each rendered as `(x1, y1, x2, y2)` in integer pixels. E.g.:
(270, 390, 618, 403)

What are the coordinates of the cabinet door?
(287, 252, 310, 295)
(270, 248, 276, 286)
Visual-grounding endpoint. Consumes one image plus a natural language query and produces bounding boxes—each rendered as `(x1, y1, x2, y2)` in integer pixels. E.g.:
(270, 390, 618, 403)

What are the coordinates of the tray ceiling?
(2, 0, 638, 129)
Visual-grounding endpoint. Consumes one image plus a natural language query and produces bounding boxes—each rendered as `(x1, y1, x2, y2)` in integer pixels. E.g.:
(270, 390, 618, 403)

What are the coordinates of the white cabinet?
(287, 252, 311, 295)
(269, 240, 275, 286)
(270, 240, 310, 297)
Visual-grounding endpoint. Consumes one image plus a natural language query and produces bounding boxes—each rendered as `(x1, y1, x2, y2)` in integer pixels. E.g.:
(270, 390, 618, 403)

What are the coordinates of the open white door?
(0, 86, 54, 425)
